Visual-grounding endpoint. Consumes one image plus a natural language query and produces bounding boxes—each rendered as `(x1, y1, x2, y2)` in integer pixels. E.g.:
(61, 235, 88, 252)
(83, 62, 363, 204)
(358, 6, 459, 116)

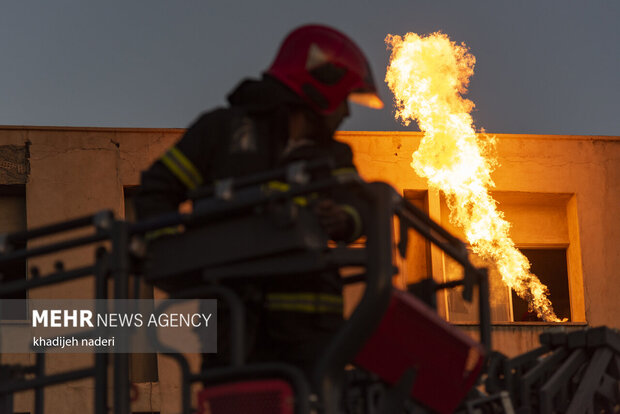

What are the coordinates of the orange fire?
(385, 32, 563, 322)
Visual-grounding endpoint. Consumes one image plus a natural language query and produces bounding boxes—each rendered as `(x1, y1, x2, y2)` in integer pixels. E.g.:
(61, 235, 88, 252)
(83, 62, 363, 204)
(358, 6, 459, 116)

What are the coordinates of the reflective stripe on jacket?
(160, 146, 204, 190)
(266, 292, 343, 314)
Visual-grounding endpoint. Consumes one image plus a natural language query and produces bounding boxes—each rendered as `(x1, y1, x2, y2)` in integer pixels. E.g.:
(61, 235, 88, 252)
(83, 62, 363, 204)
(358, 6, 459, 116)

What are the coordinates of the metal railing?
(0, 160, 493, 414)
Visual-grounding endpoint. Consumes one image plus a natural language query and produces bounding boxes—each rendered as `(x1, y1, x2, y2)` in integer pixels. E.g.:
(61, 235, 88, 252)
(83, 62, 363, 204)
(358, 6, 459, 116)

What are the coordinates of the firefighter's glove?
(313, 199, 361, 242)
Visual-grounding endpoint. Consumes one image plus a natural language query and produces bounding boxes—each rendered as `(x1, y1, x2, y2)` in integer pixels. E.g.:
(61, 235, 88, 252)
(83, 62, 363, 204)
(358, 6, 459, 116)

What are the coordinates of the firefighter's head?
(266, 24, 383, 130)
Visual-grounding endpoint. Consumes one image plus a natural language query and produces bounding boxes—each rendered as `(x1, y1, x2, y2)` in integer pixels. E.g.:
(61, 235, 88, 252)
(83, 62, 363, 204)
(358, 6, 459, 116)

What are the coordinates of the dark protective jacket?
(134, 76, 363, 375)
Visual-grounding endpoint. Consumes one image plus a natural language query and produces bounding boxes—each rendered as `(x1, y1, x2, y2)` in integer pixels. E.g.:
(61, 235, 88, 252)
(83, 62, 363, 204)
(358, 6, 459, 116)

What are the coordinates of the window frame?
(403, 188, 586, 324)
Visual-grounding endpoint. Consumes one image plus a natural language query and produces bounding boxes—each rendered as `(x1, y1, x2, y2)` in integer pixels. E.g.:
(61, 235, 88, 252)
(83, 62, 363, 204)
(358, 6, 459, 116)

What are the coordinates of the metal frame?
(0, 161, 495, 413)
(478, 327, 620, 414)
(0, 212, 116, 414)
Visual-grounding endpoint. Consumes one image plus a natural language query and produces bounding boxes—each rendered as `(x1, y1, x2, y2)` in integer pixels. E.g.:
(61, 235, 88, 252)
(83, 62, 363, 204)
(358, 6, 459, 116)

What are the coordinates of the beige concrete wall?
(1, 126, 619, 410)
(0, 126, 183, 413)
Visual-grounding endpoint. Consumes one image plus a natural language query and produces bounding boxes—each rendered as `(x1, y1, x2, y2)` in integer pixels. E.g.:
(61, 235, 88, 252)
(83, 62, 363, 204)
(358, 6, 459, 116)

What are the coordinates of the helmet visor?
(349, 91, 384, 109)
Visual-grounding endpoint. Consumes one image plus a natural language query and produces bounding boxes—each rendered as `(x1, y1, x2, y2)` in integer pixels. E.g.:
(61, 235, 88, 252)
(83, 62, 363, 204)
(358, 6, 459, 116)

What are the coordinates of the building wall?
(0, 126, 619, 413)
(0, 126, 184, 414)
(338, 131, 620, 356)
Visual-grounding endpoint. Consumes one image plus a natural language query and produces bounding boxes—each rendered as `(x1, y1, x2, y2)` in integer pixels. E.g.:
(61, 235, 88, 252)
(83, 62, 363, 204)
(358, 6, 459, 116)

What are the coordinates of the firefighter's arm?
(313, 198, 362, 243)
(323, 143, 366, 243)
(134, 111, 222, 237)
(134, 160, 191, 220)
(133, 154, 198, 240)
(134, 144, 205, 219)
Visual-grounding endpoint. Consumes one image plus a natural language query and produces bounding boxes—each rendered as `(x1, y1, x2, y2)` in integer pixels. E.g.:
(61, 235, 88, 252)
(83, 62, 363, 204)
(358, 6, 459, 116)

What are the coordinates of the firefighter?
(134, 24, 383, 379)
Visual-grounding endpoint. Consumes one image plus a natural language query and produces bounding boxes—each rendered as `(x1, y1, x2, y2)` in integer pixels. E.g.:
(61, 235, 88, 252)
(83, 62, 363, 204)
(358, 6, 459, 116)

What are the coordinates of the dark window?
(0, 185, 27, 320)
(402, 190, 431, 285)
(124, 186, 159, 383)
(124, 185, 139, 222)
(511, 248, 571, 322)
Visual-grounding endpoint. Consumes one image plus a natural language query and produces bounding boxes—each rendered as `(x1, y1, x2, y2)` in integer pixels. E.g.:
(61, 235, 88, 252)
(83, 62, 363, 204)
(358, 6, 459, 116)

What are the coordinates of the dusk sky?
(1, 1, 618, 136)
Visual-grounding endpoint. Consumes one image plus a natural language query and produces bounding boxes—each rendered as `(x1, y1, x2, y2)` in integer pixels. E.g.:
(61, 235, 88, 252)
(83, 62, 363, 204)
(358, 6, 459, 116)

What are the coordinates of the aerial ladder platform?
(0, 159, 618, 413)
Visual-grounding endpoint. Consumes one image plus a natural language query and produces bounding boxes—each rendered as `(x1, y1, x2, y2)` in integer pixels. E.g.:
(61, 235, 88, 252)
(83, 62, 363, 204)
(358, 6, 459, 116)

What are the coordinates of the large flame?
(386, 32, 563, 322)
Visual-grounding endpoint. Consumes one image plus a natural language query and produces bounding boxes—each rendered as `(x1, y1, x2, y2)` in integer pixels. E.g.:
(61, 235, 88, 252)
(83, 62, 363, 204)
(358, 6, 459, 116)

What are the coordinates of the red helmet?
(266, 24, 384, 114)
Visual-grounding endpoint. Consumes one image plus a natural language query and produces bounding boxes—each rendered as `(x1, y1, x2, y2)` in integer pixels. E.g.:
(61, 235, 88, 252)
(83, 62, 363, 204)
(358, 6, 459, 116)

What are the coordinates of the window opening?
(0, 185, 27, 320)
(511, 248, 571, 322)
